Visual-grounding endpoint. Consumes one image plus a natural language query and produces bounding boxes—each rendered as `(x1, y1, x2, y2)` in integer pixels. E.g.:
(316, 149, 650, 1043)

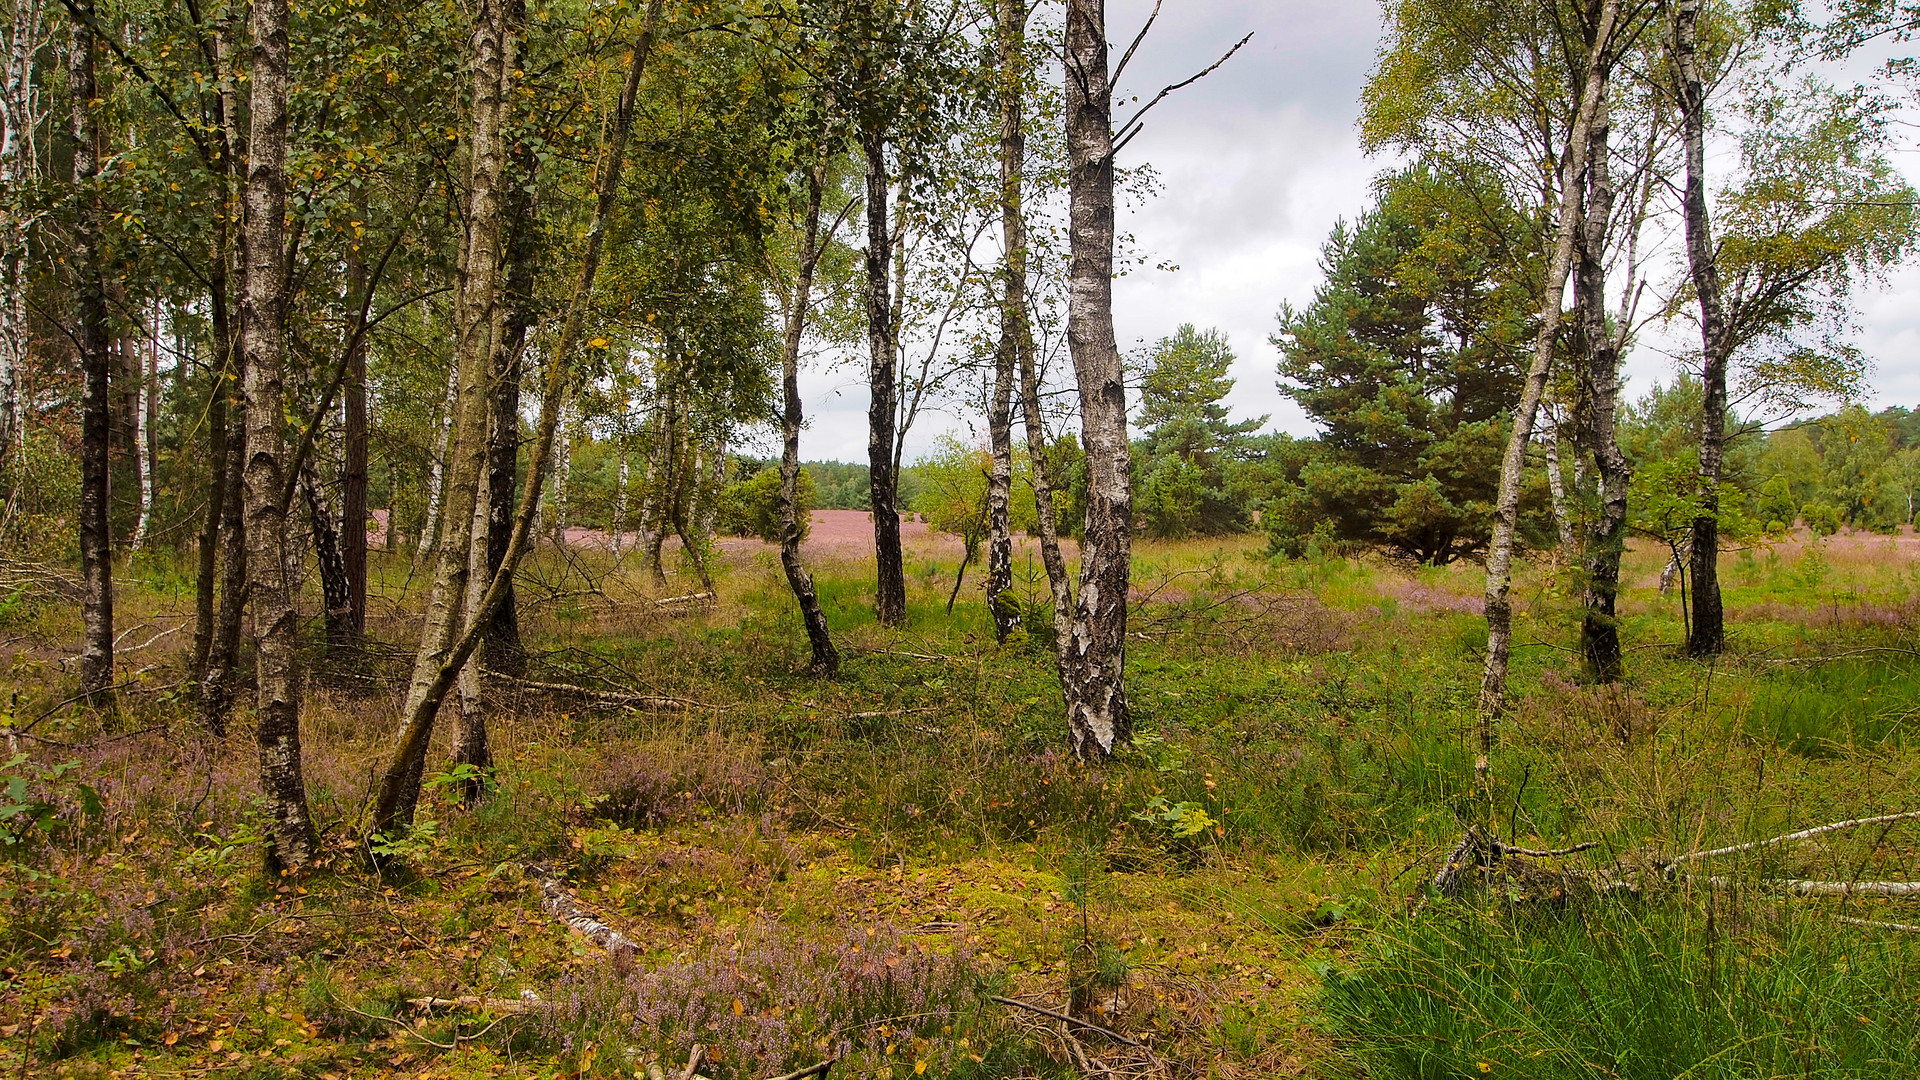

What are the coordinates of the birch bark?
(373, 0, 664, 836)
(983, 0, 1026, 644)
(1477, 0, 1618, 789)
(1061, 0, 1130, 759)
(386, 0, 514, 826)
(69, 4, 113, 703)
(863, 131, 906, 626)
(777, 158, 838, 676)
(239, 0, 318, 869)
(1674, 0, 1728, 657)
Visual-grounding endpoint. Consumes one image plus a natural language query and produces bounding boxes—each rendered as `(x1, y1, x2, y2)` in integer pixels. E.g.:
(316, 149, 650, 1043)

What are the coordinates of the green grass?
(1321, 897, 1920, 1079)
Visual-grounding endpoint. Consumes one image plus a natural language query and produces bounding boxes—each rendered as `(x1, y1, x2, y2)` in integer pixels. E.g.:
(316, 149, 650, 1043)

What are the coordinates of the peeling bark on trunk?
(863, 131, 906, 627)
(372, 0, 664, 838)
(240, 0, 317, 872)
(1478, 0, 1618, 791)
(69, 7, 113, 705)
(778, 162, 838, 676)
(384, 0, 515, 830)
(1575, 50, 1630, 683)
(1674, 0, 1727, 658)
(0, 0, 41, 467)
(1060, 0, 1131, 760)
(985, 0, 1026, 645)
(1540, 406, 1576, 559)
(130, 325, 154, 550)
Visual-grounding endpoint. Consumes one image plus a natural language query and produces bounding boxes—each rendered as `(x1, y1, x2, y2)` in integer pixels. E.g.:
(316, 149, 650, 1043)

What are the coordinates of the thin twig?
(1111, 32, 1254, 156)
(988, 996, 1143, 1048)
(1837, 915, 1920, 933)
(331, 996, 513, 1050)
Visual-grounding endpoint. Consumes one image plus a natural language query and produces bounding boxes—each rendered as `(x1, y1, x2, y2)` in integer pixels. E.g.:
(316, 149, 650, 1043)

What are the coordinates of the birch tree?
(67, 0, 113, 704)
(239, 0, 318, 869)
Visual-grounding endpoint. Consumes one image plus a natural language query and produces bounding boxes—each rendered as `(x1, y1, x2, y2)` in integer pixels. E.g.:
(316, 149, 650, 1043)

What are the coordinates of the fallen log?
(1668, 810, 1920, 867)
(526, 863, 640, 961)
(408, 993, 541, 1014)
(487, 671, 704, 712)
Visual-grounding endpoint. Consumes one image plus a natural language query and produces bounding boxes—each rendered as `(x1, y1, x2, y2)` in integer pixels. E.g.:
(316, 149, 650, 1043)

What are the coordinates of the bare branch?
(1110, 32, 1253, 157)
(1111, 0, 1161, 86)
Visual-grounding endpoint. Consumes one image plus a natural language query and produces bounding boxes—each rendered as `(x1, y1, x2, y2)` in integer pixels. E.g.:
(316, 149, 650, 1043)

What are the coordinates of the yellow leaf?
(915, 1062, 927, 1075)
(1477, 1064, 1491, 1074)
(590, 338, 609, 349)
(732, 998, 745, 1017)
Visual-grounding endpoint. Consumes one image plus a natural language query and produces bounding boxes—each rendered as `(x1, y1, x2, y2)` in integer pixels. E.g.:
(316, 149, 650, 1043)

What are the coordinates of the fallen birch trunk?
(487, 671, 702, 712)
(1667, 810, 1920, 867)
(408, 993, 540, 1014)
(527, 863, 639, 961)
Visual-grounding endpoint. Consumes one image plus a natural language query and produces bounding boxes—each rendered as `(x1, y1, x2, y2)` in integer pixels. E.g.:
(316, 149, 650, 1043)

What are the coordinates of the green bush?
(715, 466, 812, 543)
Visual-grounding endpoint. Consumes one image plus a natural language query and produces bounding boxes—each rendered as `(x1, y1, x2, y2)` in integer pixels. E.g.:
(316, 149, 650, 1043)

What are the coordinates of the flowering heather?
(538, 920, 990, 1078)
(592, 739, 773, 828)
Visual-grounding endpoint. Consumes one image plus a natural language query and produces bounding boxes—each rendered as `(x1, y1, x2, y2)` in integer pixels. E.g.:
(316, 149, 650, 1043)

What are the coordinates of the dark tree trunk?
(1674, 0, 1727, 658)
(189, 285, 229, 685)
(1575, 29, 1629, 682)
(777, 159, 838, 676)
(69, 6, 113, 705)
(303, 453, 351, 644)
(863, 129, 906, 627)
(201, 10, 248, 739)
(1060, 0, 1133, 759)
(240, 0, 318, 871)
(484, 135, 537, 679)
(341, 194, 369, 642)
(984, 0, 1025, 644)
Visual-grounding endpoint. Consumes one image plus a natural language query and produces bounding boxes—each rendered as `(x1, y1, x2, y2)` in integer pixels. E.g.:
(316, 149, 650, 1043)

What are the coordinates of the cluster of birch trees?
(1347, 0, 1920, 788)
(2, 0, 1254, 864)
(7, 0, 1919, 859)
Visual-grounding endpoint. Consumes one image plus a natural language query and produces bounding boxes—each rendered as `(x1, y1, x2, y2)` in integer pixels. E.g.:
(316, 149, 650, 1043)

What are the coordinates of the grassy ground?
(3, 527, 1920, 1078)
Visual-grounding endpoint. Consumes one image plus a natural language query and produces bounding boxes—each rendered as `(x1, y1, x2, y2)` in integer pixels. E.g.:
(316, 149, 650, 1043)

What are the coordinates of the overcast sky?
(787, 1, 1920, 464)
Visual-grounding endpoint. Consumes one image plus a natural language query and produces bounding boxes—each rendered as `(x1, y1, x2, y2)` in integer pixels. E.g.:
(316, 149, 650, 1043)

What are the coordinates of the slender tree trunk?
(451, 462, 493, 803)
(776, 159, 839, 676)
(373, 0, 664, 837)
(863, 130, 907, 626)
(0, 0, 43, 467)
(201, 12, 248, 737)
(984, 0, 1026, 644)
(1540, 405, 1576, 558)
(1060, 0, 1131, 760)
(240, 0, 317, 871)
(384, 0, 514, 831)
(302, 452, 351, 643)
(1575, 47, 1630, 682)
(129, 325, 154, 550)
(1477, 0, 1618, 792)
(69, 5, 113, 704)
(1674, 0, 1727, 658)
(482, 151, 534, 678)
(611, 447, 628, 558)
(342, 194, 369, 640)
(419, 359, 458, 560)
(190, 288, 230, 686)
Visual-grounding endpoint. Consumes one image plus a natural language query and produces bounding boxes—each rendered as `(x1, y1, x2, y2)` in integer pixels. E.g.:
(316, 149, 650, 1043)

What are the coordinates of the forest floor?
(5, 523, 1920, 1078)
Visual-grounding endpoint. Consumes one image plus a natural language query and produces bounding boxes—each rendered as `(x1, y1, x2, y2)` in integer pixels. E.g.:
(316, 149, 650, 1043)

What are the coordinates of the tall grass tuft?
(1320, 896, 1920, 1078)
